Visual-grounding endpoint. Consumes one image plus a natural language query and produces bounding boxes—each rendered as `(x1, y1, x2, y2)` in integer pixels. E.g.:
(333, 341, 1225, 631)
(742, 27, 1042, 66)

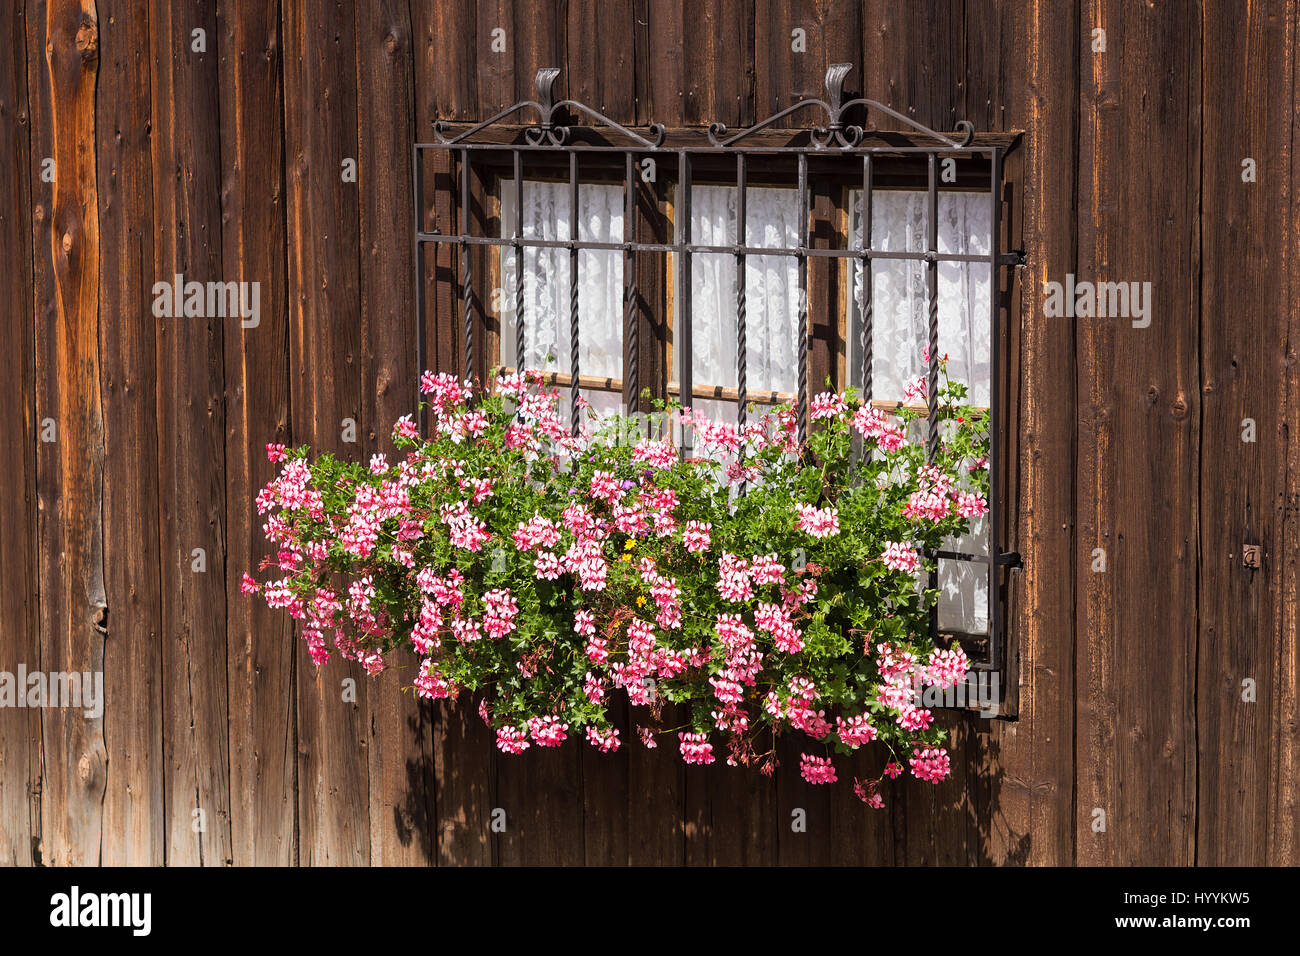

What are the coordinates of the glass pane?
(846, 190, 991, 406)
(499, 179, 624, 381)
(938, 517, 990, 635)
(674, 184, 801, 405)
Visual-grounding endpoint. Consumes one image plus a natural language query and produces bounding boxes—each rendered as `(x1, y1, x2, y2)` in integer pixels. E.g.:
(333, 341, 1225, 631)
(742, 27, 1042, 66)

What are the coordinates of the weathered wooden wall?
(1, 0, 1297, 866)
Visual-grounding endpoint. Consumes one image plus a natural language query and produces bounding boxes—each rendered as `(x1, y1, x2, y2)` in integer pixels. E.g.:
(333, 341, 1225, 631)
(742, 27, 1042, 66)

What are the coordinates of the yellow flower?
(621, 553, 632, 563)
(624, 539, 636, 551)
(636, 595, 647, 607)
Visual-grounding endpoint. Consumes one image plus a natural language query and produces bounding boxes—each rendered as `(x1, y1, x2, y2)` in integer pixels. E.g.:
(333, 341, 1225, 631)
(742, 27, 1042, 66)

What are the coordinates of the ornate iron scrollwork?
(433, 67, 666, 148)
(707, 63, 975, 149)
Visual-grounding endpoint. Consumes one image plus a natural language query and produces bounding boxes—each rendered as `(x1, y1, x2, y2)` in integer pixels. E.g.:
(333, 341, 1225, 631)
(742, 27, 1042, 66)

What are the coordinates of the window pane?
(677, 184, 802, 414)
(847, 190, 991, 406)
(938, 520, 990, 635)
(500, 179, 624, 396)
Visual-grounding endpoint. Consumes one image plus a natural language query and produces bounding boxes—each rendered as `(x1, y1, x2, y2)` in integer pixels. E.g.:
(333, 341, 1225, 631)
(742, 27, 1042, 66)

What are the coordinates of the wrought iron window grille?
(414, 64, 1022, 683)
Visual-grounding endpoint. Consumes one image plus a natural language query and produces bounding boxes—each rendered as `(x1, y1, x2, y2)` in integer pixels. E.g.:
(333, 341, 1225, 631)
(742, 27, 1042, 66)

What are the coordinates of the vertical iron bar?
(796, 152, 809, 444)
(987, 147, 1002, 673)
(678, 151, 693, 456)
(624, 151, 638, 414)
(412, 144, 425, 437)
(514, 150, 525, 374)
(736, 153, 748, 431)
(926, 153, 939, 461)
(460, 147, 473, 382)
(569, 151, 580, 433)
(926, 153, 939, 647)
(859, 154, 873, 402)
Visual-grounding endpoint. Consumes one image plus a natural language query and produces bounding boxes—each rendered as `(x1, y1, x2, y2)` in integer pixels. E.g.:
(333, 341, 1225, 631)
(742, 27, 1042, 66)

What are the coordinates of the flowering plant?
(244, 355, 989, 805)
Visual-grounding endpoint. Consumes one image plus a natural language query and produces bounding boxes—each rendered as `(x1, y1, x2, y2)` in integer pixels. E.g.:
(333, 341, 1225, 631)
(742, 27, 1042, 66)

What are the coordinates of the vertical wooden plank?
(826, 741, 897, 865)
(283, 0, 369, 866)
(97, 0, 164, 866)
(1075, 0, 1199, 865)
(431, 697, 494, 865)
(580, 698, 629, 865)
(409, 0, 496, 865)
(625, 703, 685, 864)
(565, 0, 637, 124)
(495, 746, 585, 865)
(0, 0, 40, 867)
(355, 0, 433, 866)
(150, 0, 233, 866)
(455, 0, 582, 868)
(754, 0, 861, 116)
(219, 0, 297, 866)
(1275, 0, 1300, 868)
(898, 712, 977, 865)
(27, 0, 107, 866)
(860, 0, 965, 133)
(699, 760, 777, 864)
(411, 0, 467, 379)
(775, 732, 830, 865)
(476, 0, 566, 114)
(1195, 0, 1290, 867)
(414, 0, 476, 122)
(961, 0, 1079, 867)
(642, 0, 755, 129)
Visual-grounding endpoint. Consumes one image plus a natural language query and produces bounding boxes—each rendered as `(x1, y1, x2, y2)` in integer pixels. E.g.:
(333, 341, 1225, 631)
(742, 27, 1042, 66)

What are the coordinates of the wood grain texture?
(282, 0, 369, 866)
(1075, 0, 1200, 865)
(28, 0, 108, 866)
(476, 0, 566, 115)
(97, 0, 164, 866)
(641, 0, 755, 129)
(755, 0, 862, 115)
(355, 0, 433, 865)
(0, 0, 40, 868)
(1274, 0, 1300, 868)
(861, 0, 965, 134)
(150, 0, 233, 867)
(219, 0, 297, 866)
(566, 0, 636, 124)
(1195, 0, 1288, 866)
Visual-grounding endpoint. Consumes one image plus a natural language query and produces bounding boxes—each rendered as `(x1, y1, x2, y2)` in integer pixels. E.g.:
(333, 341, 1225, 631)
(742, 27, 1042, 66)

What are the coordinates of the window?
(498, 178, 626, 420)
(414, 64, 1020, 685)
(676, 184, 802, 424)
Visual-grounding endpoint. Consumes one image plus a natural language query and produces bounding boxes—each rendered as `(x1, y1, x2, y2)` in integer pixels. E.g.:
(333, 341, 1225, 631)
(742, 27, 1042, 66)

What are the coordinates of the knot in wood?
(75, 15, 98, 58)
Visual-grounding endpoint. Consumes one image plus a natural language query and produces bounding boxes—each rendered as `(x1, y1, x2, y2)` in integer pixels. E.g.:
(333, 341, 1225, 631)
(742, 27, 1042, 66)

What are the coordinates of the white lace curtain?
(849, 190, 992, 406)
(500, 179, 625, 418)
(682, 185, 802, 423)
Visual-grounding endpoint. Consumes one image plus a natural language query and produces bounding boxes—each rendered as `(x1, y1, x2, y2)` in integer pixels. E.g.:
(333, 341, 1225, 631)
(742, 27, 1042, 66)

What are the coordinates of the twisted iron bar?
(926, 154, 939, 462)
(570, 152, 581, 434)
(736, 153, 748, 432)
(513, 154, 525, 377)
(859, 155, 873, 403)
(708, 63, 975, 150)
(624, 152, 639, 415)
